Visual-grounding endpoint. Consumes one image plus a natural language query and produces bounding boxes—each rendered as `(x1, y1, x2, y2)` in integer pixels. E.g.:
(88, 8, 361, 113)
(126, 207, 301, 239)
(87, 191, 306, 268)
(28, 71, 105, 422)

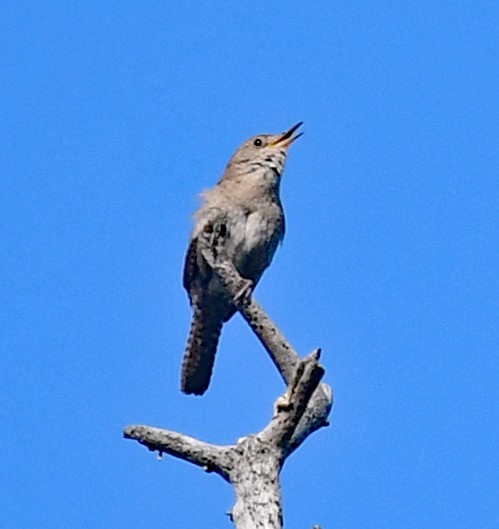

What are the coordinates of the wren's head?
(226, 122, 303, 183)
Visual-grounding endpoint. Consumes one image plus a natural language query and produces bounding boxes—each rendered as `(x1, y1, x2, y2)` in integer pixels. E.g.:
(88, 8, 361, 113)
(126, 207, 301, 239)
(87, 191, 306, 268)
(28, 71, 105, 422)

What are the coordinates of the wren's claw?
(234, 278, 254, 303)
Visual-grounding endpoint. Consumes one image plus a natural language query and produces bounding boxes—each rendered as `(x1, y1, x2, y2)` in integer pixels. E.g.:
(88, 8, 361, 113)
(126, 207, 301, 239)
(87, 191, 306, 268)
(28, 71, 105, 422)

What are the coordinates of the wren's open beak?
(269, 121, 304, 148)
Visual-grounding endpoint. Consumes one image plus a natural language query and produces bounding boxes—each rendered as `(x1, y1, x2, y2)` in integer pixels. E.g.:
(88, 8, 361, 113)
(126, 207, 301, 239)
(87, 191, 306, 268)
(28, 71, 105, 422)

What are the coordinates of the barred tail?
(181, 308, 223, 395)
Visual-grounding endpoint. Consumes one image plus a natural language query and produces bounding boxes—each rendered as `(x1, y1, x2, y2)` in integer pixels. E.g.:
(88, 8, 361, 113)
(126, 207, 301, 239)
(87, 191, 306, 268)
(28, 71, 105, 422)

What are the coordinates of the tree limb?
(198, 237, 334, 454)
(124, 425, 232, 481)
(124, 224, 334, 528)
(263, 350, 325, 449)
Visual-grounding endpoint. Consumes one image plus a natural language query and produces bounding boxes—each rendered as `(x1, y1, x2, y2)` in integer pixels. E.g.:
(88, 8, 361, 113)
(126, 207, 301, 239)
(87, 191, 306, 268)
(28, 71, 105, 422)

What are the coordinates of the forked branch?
(124, 225, 333, 529)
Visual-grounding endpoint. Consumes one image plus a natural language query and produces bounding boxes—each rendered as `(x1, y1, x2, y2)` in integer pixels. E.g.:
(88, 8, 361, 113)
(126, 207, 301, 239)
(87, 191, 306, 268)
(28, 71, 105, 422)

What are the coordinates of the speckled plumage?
(181, 123, 303, 395)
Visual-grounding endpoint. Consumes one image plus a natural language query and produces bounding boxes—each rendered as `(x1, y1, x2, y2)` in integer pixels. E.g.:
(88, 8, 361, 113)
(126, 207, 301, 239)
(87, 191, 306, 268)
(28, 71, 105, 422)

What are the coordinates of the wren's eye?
(253, 138, 263, 147)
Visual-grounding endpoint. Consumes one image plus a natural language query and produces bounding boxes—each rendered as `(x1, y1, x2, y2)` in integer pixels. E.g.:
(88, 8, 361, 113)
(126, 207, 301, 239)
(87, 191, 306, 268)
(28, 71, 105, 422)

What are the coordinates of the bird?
(181, 122, 303, 395)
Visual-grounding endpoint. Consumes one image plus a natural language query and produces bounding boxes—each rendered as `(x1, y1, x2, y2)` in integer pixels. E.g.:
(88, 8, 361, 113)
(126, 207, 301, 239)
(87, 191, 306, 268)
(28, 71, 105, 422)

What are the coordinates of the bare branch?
(198, 240, 334, 454)
(125, 222, 334, 529)
(288, 384, 333, 451)
(198, 241, 294, 382)
(124, 425, 232, 481)
(227, 436, 284, 529)
(263, 350, 325, 448)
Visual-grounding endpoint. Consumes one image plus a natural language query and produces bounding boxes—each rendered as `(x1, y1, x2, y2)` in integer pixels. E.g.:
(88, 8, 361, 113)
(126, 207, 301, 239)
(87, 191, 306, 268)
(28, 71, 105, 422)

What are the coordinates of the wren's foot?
(234, 278, 254, 303)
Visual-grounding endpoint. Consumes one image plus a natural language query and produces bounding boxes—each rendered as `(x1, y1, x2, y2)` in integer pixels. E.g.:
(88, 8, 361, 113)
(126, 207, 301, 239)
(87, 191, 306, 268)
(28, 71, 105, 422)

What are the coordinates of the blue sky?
(2, 2, 498, 528)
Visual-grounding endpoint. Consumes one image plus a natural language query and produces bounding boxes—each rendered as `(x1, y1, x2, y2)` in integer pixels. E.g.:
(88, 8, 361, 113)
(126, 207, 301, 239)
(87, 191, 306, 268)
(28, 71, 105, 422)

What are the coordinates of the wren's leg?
(234, 277, 254, 302)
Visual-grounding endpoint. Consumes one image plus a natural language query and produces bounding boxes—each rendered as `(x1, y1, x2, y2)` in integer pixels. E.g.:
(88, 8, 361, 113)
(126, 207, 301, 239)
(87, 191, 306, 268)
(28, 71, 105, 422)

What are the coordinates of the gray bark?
(124, 227, 333, 528)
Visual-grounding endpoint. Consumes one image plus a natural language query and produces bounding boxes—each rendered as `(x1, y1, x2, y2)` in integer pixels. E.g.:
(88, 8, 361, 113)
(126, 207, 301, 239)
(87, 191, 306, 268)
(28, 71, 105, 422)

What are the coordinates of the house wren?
(181, 122, 303, 395)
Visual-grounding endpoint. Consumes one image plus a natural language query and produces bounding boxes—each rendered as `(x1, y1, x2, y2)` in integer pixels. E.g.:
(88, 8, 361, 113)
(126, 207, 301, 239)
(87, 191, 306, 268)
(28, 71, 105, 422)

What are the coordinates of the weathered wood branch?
(124, 224, 333, 528)
(224, 354, 326, 529)
(125, 352, 326, 529)
(198, 232, 334, 455)
(262, 349, 325, 448)
(123, 425, 232, 481)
